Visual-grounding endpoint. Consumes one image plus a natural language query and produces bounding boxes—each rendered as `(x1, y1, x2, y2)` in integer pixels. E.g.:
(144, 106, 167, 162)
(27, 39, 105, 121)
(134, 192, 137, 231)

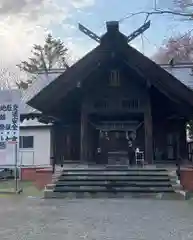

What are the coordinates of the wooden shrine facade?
(27, 21, 193, 165)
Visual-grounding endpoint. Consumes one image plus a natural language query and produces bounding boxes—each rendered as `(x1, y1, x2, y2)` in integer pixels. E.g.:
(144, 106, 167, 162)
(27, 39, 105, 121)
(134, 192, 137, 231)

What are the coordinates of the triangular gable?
(27, 23, 193, 112)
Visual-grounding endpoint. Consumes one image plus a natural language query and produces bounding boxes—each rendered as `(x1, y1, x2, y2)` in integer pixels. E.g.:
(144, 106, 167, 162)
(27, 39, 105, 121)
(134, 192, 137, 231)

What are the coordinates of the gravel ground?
(0, 198, 193, 239)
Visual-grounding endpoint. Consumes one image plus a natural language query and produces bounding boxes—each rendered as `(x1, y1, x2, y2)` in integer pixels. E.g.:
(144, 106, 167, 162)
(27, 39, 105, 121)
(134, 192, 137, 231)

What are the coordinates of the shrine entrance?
(93, 120, 143, 164)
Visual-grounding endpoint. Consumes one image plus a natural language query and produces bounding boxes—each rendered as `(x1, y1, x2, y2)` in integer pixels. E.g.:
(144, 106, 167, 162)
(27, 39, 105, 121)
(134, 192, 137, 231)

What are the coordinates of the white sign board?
(0, 90, 20, 166)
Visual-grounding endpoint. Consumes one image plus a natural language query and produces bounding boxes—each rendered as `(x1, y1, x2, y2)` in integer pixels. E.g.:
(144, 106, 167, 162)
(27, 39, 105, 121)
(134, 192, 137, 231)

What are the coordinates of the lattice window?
(122, 99, 139, 109)
(109, 70, 120, 87)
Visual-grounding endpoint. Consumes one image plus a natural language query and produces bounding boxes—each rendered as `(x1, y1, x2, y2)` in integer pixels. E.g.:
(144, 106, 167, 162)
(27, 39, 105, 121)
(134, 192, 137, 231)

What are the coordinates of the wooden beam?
(144, 91, 153, 164)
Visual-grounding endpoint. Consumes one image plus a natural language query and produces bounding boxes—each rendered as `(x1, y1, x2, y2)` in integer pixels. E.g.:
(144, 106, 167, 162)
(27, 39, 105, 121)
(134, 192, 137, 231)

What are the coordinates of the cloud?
(0, 0, 68, 65)
(0, 0, 37, 14)
(0, 0, 70, 24)
(0, 0, 96, 87)
(71, 0, 95, 8)
(67, 39, 97, 62)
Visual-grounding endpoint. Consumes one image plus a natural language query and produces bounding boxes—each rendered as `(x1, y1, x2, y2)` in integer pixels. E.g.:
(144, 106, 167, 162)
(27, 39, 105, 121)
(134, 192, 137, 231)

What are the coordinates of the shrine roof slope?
(20, 70, 63, 118)
(27, 22, 193, 113)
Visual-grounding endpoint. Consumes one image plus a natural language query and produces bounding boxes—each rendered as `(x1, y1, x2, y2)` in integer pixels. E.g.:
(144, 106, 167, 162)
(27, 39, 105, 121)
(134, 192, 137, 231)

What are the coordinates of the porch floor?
(56, 163, 188, 172)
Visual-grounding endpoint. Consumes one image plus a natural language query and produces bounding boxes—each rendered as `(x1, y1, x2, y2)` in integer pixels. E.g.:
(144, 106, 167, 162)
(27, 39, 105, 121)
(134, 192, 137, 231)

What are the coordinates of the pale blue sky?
(0, 0, 192, 76)
(50, 0, 193, 60)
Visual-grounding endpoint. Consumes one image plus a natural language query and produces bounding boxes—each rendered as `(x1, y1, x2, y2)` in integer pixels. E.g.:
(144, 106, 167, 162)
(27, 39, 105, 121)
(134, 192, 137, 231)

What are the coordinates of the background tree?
(153, 32, 193, 139)
(0, 67, 19, 89)
(173, 0, 193, 13)
(16, 33, 69, 89)
(153, 33, 193, 64)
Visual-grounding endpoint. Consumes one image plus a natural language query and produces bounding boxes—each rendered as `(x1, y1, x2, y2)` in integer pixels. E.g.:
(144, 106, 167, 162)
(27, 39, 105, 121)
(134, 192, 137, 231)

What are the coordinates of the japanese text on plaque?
(0, 103, 19, 148)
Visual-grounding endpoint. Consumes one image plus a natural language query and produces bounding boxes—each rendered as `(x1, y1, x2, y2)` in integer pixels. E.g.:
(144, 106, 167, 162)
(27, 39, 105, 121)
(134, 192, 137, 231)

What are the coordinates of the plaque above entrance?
(93, 121, 140, 131)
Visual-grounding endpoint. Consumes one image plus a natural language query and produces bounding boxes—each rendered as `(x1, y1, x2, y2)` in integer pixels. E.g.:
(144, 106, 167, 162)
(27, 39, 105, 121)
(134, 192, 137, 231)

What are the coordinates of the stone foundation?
(35, 169, 52, 190)
(180, 168, 193, 191)
(20, 167, 53, 190)
(21, 168, 37, 181)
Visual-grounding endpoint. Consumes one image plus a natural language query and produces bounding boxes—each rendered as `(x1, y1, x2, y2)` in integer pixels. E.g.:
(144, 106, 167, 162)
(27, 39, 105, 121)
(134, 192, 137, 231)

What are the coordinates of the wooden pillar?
(50, 124, 55, 160)
(144, 91, 153, 164)
(80, 106, 88, 162)
(50, 125, 55, 173)
(87, 121, 93, 162)
(51, 123, 59, 172)
(66, 132, 71, 160)
(178, 119, 188, 161)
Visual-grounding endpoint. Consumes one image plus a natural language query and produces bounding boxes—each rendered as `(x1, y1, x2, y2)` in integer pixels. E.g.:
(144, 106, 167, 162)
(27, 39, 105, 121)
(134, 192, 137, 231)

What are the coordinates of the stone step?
(46, 184, 56, 190)
(60, 172, 169, 177)
(44, 189, 185, 200)
(58, 175, 170, 181)
(62, 168, 167, 172)
(55, 181, 172, 187)
(172, 183, 183, 190)
(53, 186, 174, 193)
(44, 167, 182, 200)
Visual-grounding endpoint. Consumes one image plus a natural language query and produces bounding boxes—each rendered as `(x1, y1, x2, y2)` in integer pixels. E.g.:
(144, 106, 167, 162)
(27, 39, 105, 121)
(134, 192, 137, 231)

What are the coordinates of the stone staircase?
(44, 166, 184, 199)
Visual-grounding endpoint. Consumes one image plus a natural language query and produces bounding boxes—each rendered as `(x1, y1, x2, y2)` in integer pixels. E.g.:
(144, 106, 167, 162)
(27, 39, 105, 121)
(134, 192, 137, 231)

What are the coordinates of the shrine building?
(26, 21, 193, 166)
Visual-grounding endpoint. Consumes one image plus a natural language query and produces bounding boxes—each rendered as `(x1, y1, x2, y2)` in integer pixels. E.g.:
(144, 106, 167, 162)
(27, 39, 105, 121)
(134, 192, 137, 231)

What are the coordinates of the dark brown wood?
(178, 119, 188, 160)
(80, 105, 88, 161)
(144, 91, 153, 164)
(50, 124, 56, 173)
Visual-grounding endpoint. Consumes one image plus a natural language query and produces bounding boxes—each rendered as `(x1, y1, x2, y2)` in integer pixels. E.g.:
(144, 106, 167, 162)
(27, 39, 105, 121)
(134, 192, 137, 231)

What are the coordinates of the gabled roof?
(121, 45, 193, 106)
(20, 118, 52, 127)
(161, 63, 193, 89)
(28, 45, 108, 111)
(22, 70, 64, 105)
(20, 70, 63, 118)
(27, 22, 193, 113)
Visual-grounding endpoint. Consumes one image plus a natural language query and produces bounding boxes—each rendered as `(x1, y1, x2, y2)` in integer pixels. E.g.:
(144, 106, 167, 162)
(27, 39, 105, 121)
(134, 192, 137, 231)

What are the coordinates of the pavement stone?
(0, 198, 193, 239)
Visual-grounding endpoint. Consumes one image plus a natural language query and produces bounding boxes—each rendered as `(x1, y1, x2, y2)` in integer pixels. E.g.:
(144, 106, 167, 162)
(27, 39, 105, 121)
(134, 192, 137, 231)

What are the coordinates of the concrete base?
(180, 168, 193, 191)
(20, 167, 53, 190)
(35, 169, 52, 190)
(0, 188, 23, 195)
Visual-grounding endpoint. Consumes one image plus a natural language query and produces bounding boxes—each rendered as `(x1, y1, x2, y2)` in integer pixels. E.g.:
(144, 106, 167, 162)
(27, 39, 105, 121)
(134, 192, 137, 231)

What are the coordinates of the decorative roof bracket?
(78, 20, 151, 44)
(78, 23, 101, 43)
(127, 20, 151, 43)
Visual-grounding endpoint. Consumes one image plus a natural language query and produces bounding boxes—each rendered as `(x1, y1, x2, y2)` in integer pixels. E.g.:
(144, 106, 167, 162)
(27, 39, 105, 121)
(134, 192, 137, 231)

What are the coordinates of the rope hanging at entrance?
(88, 119, 144, 132)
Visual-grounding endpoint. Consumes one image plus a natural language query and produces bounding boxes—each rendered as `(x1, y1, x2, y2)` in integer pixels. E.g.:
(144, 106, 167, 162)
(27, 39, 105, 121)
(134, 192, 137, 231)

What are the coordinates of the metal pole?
(15, 142, 18, 192)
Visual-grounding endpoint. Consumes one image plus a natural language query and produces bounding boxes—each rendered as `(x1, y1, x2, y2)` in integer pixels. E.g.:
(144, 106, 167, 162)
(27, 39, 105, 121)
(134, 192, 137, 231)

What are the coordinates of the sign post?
(15, 142, 18, 192)
(0, 90, 20, 193)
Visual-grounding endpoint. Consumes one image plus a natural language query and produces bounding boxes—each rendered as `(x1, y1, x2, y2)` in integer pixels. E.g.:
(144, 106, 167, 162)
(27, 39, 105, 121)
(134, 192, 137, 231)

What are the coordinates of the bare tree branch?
(119, 9, 193, 23)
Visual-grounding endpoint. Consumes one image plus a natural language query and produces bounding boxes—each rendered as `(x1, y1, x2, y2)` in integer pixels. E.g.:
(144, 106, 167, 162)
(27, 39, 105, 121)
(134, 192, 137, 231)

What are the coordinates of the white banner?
(0, 90, 20, 166)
